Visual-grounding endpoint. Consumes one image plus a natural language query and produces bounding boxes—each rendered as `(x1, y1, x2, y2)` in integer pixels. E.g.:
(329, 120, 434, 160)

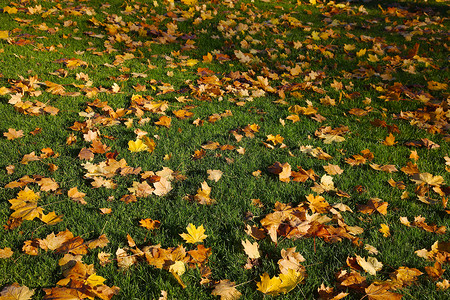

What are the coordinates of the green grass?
(0, 0, 449, 299)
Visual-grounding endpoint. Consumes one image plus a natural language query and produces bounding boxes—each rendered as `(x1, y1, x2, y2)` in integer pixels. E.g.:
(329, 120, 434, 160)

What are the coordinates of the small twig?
(40, 199, 69, 208)
(234, 279, 254, 288)
(100, 220, 109, 235)
(13, 253, 25, 264)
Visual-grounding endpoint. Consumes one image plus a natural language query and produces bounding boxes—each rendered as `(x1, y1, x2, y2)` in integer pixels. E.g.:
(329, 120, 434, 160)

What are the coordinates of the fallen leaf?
(207, 169, 223, 182)
(211, 280, 242, 300)
(180, 224, 207, 244)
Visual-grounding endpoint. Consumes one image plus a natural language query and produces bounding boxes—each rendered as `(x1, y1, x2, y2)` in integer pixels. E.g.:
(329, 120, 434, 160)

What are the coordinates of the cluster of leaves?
(1, 0, 449, 299)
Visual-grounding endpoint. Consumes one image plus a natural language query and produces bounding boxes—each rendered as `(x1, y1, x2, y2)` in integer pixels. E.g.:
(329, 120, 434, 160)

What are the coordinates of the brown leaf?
(0, 283, 34, 300)
(87, 234, 109, 249)
(365, 283, 402, 300)
(323, 164, 343, 175)
(4, 128, 24, 140)
(78, 148, 94, 160)
(68, 187, 87, 205)
(211, 280, 242, 300)
(155, 115, 172, 128)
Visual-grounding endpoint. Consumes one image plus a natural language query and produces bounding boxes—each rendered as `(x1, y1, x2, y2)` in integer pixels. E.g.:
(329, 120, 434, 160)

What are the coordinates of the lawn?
(0, 0, 449, 299)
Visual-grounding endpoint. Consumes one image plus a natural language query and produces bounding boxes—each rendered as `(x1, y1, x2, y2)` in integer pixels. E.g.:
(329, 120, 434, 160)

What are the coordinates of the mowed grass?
(0, 0, 449, 299)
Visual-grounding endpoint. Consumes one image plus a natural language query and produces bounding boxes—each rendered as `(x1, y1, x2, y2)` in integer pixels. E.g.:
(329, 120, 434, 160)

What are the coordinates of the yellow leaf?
(142, 136, 156, 153)
(40, 211, 63, 225)
(185, 59, 198, 67)
(311, 31, 320, 40)
(180, 224, 208, 244)
(357, 49, 367, 57)
(256, 273, 282, 296)
(11, 203, 43, 221)
(169, 260, 186, 276)
(267, 134, 284, 145)
(344, 44, 356, 51)
(379, 223, 391, 237)
(85, 273, 106, 287)
(3, 6, 18, 14)
(306, 194, 330, 213)
(0, 30, 9, 39)
(207, 169, 223, 182)
(128, 139, 148, 152)
(181, 0, 197, 5)
(279, 269, 304, 293)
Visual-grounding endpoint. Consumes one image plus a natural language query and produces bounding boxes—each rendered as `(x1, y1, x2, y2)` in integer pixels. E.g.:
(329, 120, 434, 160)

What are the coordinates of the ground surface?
(0, 0, 449, 299)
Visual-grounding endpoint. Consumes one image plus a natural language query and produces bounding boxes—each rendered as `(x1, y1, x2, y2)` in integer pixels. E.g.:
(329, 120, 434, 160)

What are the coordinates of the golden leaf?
(256, 273, 282, 296)
(180, 224, 208, 244)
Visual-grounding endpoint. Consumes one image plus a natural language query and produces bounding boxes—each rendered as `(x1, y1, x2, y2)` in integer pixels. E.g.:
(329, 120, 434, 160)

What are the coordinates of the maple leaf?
(211, 280, 242, 300)
(319, 134, 345, 144)
(425, 261, 445, 280)
(194, 181, 215, 204)
(139, 218, 161, 230)
(0, 247, 14, 259)
(256, 273, 282, 296)
(311, 175, 336, 194)
(317, 283, 348, 300)
(180, 224, 207, 244)
(207, 169, 223, 182)
(245, 225, 266, 240)
(306, 194, 330, 213)
(267, 134, 284, 145)
(390, 266, 423, 287)
(173, 109, 194, 119)
(278, 247, 305, 274)
(154, 115, 171, 128)
(21, 151, 40, 164)
(87, 234, 109, 250)
(241, 239, 260, 259)
(142, 136, 156, 153)
(153, 177, 172, 196)
(128, 139, 148, 152)
(383, 133, 397, 146)
(365, 283, 402, 300)
(411, 173, 444, 187)
(39, 211, 62, 225)
(279, 269, 304, 293)
(68, 187, 87, 205)
(116, 248, 136, 270)
(323, 164, 343, 175)
(38, 230, 73, 251)
(0, 283, 34, 300)
(437, 279, 450, 290)
(4, 128, 24, 140)
(356, 255, 383, 276)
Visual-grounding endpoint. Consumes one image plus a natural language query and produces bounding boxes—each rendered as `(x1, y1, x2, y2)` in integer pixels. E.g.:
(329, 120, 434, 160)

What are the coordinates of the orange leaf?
(383, 133, 396, 146)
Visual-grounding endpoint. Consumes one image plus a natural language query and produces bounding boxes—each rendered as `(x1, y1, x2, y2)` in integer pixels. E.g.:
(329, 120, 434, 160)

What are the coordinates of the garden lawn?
(0, 0, 449, 299)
